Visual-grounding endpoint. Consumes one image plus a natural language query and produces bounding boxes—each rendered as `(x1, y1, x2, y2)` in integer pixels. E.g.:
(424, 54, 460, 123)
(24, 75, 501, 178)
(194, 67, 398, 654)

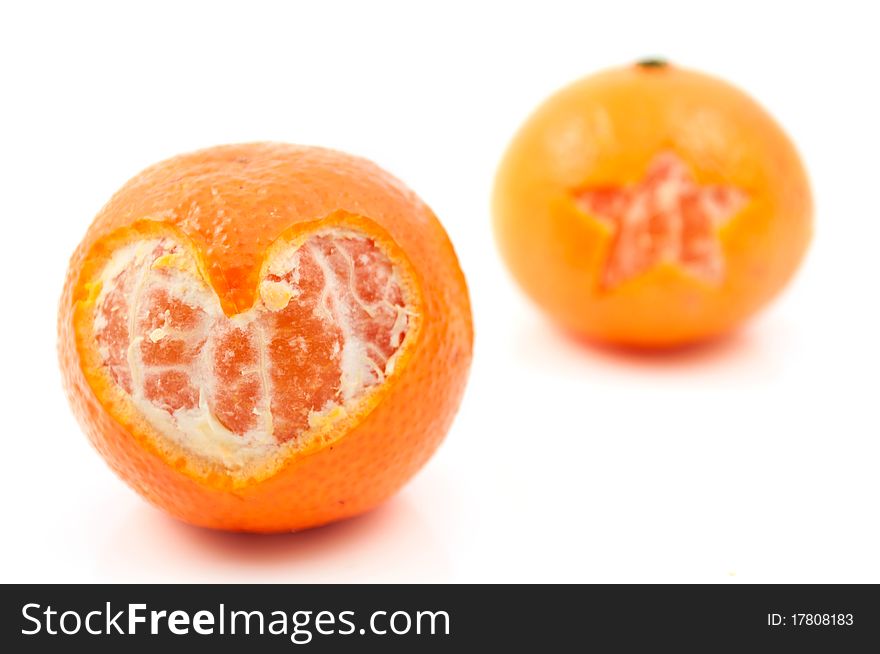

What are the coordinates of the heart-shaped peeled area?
(92, 228, 413, 471)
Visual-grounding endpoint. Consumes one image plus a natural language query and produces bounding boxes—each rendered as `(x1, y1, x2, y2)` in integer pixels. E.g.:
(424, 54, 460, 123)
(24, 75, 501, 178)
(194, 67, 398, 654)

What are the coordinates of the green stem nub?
(636, 58, 669, 69)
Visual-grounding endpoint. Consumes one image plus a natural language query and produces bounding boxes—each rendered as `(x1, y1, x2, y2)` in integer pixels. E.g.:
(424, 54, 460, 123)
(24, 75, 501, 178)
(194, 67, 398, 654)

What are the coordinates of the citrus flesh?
(574, 152, 747, 290)
(93, 229, 411, 472)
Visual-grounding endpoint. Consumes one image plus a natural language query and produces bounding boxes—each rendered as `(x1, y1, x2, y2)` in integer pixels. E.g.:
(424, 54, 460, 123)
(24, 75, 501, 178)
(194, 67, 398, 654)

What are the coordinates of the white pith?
(92, 230, 411, 470)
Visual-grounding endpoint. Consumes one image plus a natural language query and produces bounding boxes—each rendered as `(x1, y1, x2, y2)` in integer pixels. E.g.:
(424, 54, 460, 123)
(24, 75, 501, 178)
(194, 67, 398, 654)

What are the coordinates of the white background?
(2, 0, 878, 583)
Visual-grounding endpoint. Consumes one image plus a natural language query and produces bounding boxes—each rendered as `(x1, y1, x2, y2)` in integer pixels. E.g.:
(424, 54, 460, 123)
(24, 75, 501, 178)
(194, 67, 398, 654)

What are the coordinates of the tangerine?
(59, 143, 472, 532)
(492, 60, 812, 346)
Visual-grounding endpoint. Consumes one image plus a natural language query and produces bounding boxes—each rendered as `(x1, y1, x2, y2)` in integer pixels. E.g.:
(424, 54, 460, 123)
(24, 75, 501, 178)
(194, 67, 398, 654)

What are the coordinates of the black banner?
(2, 584, 877, 651)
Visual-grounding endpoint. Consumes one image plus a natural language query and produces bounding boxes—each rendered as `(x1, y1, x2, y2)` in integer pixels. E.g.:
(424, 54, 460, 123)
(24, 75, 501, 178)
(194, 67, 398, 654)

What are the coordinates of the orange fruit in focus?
(493, 60, 812, 347)
(59, 143, 473, 532)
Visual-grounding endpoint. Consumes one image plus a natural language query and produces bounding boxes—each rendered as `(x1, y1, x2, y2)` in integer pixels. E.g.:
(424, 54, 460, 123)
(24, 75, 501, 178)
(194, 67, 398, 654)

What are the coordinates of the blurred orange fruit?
(59, 143, 472, 532)
(493, 60, 812, 347)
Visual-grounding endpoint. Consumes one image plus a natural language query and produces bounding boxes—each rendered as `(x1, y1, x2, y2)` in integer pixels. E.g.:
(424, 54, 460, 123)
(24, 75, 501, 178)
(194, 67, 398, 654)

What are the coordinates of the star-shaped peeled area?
(573, 152, 748, 290)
